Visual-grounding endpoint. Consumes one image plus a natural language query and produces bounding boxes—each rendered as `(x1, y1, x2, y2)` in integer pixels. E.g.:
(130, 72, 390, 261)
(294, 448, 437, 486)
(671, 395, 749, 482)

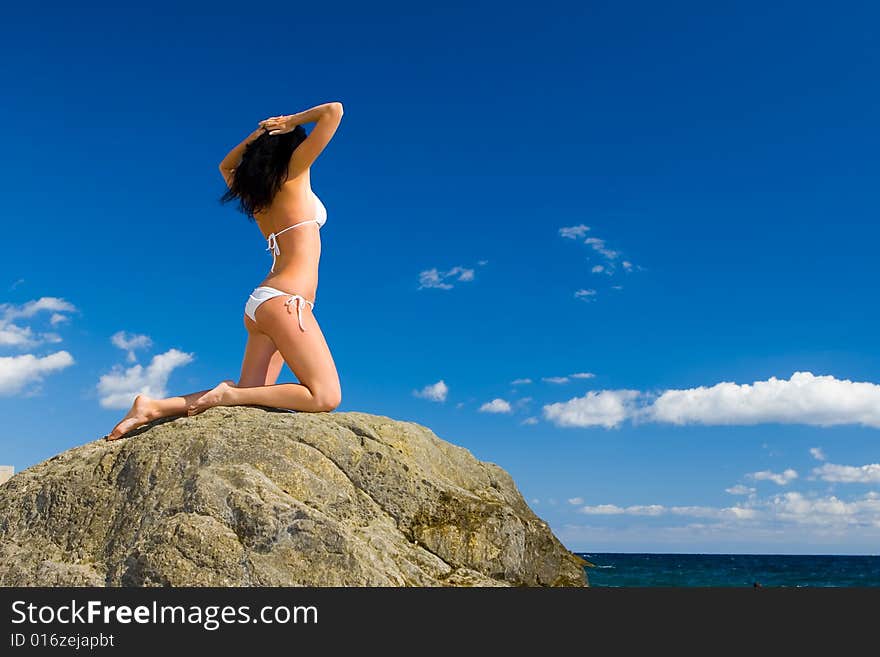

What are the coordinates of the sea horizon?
(576, 552, 880, 587)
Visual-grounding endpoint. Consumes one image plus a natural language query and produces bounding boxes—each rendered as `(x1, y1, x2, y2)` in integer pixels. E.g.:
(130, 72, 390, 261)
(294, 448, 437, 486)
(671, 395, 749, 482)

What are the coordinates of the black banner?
(1, 587, 878, 652)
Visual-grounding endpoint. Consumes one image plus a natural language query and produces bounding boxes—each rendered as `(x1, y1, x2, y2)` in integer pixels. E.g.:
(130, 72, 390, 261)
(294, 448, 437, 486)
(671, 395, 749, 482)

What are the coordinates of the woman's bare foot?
(187, 380, 236, 417)
(105, 394, 160, 442)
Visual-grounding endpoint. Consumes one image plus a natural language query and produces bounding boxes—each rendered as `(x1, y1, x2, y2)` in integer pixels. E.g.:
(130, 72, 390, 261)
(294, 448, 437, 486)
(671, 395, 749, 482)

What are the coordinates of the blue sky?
(2, 1, 879, 553)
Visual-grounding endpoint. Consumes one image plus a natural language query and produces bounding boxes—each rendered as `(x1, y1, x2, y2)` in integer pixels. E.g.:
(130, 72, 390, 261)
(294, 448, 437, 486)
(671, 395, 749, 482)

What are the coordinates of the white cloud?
(810, 447, 827, 461)
(562, 491, 880, 550)
(2, 297, 76, 320)
(537, 372, 592, 384)
(813, 462, 880, 484)
(0, 351, 75, 395)
(479, 398, 512, 414)
(511, 378, 532, 385)
(584, 237, 620, 261)
(622, 260, 633, 272)
(0, 323, 35, 347)
(542, 372, 880, 431)
(111, 331, 154, 363)
(574, 288, 597, 302)
(97, 349, 194, 409)
(477, 259, 488, 266)
(765, 491, 880, 526)
(578, 502, 756, 520)
(650, 372, 880, 428)
(0, 297, 76, 348)
(543, 390, 640, 429)
(567, 497, 584, 505)
(413, 380, 448, 402)
(579, 504, 626, 515)
(418, 266, 476, 290)
(591, 265, 605, 274)
(749, 469, 799, 486)
(559, 224, 590, 239)
(570, 372, 595, 380)
(521, 416, 539, 425)
(725, 484, 756, 496)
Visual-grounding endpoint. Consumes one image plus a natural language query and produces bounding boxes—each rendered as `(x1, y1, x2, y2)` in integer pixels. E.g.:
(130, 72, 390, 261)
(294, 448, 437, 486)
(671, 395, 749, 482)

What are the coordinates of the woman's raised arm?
(260, 102, 343, 177)
(218, 127, 265, 187)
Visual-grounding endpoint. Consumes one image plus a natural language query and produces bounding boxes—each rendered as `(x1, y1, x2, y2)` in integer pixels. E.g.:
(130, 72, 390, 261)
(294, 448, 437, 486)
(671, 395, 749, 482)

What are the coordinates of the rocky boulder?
(0, 407, 587, 586)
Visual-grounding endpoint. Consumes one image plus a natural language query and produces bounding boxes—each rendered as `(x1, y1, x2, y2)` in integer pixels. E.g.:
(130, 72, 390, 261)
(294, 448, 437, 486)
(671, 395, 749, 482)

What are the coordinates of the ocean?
(576, 553, 880, 587)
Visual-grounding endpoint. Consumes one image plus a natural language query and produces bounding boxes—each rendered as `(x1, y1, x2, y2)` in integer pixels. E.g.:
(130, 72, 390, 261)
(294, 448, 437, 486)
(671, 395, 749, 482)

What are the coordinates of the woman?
(105, 102, 344, 441)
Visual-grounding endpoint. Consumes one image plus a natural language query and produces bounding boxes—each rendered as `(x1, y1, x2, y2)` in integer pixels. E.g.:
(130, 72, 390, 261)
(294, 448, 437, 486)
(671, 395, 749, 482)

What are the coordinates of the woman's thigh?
(239, 315, 285, 386)
(254, 297, 340, 400)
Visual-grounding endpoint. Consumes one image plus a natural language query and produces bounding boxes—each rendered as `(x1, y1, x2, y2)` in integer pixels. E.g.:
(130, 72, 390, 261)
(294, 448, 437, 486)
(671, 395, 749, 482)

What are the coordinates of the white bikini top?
(266, 190, 327, 272)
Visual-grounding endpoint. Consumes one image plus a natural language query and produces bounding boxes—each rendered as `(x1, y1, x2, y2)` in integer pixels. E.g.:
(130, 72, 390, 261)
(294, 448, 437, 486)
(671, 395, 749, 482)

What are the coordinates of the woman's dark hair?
(221, 125, 308, 218)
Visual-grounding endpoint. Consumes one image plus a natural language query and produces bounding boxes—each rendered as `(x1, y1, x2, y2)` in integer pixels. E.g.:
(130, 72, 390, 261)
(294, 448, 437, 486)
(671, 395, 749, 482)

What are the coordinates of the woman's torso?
(255, 174, 325, 300)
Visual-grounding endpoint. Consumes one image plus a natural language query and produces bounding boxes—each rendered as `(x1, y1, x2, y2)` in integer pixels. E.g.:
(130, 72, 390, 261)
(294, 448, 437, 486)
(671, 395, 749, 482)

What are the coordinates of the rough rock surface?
(0, 407, 587, 587)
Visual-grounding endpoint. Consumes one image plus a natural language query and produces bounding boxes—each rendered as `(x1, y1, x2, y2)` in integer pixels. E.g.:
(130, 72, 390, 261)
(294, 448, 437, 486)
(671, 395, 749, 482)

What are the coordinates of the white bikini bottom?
(244, 286, 314, 332)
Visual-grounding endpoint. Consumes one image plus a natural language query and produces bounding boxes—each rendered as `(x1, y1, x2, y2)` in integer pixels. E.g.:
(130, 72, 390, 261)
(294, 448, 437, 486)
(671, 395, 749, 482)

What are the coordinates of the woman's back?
(256, 175, 327, 293)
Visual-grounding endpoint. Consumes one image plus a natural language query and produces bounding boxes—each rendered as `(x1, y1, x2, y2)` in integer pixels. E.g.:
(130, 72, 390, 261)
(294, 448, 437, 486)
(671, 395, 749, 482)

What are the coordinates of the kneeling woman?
(106, 102, 344, 441)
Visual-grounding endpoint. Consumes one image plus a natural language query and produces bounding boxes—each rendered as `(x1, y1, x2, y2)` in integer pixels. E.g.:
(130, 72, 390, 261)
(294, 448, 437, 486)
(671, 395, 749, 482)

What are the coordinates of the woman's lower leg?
(188, 380, 329, 414)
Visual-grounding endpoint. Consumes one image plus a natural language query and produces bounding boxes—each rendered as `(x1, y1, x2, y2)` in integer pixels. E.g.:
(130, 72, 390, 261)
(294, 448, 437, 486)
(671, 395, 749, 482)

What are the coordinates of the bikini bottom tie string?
(284, 294, 314, 331)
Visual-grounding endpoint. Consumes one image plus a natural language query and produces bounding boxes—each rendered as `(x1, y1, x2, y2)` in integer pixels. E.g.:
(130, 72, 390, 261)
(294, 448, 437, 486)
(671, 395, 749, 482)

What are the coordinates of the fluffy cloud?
(418, 266, 476, 290)
(97, 349, 194, 409)
(0, 323, 35, 347)
(0, 297, 76, 347)
(0, 351, 75, 395)
(571, 372, 595, 379)
(479, 398, 512, 414)
(578, 502, 757, 520)
(567, 487, 880, 541)
(574, 288, 597, 302)
(543, 390, 640, 429)
(111, 331, 154, 363)
(813, 462, 880, 484)
(559, 224, 590, 239)
(810, 447, 827, 461)
(544, 372, 880, 430)
(2, 297, 76, 320)
(559, 227, 638, 300)
(725, 484, 756, 496)
(584, 237, 620, 261)
(521, 416, 539, 425)
(766, 491, 880, 526)
(567, 497, 584, 505)
(541, 372, 596, 384)
(749, 469, 799, 486)
(511, 378, 533, 385)
(649, 372, 880, 428)
(413, 380, 448, 402)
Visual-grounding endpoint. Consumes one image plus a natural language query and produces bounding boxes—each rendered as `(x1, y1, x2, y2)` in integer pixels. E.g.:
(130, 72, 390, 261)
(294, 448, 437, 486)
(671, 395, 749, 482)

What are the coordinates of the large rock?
(0, 407, 587, 587)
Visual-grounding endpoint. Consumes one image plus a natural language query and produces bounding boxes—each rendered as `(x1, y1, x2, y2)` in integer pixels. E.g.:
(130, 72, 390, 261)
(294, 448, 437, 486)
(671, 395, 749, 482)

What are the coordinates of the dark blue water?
(576, 553, 880, 587)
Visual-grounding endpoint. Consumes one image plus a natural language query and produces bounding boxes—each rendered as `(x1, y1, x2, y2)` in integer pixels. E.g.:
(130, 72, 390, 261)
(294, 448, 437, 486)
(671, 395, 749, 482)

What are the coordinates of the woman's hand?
(259, 115, 298, 135)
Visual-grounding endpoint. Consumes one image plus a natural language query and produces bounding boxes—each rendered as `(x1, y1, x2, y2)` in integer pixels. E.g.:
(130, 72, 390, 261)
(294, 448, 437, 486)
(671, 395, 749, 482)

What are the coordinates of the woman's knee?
(312, 386, 342, 412)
